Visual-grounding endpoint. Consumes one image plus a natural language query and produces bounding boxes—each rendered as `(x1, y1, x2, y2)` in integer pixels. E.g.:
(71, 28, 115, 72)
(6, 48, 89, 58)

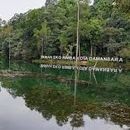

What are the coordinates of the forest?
(0, 0, 130, 61)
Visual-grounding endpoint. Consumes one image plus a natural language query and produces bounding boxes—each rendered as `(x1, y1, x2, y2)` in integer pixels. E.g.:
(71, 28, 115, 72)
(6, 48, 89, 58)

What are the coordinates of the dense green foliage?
(0, 0, 130, 60)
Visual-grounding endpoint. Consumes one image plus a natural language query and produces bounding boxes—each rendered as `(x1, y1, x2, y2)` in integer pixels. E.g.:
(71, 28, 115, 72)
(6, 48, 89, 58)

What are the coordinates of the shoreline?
(32, 59, 130, 70)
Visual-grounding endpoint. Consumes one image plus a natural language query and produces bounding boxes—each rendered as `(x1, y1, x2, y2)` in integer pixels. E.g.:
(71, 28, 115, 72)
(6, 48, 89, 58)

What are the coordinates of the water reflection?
(0, 87, 128, 130)
(0, 62, 130, 130)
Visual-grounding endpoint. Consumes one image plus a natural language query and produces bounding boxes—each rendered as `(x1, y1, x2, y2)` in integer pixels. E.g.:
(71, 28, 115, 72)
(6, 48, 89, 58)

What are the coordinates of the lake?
(0, 60, 129, 130)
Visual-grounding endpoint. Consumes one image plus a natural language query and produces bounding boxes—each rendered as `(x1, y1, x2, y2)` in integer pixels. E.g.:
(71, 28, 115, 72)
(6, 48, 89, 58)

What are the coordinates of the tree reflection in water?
(71, 69, 84, 129)
(1, 68, 130, 129)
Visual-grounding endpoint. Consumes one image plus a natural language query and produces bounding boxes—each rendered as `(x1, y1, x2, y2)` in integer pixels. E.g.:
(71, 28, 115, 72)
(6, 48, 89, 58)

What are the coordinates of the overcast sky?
(0, 0, 46, 20)
(0, 0, 94, 21)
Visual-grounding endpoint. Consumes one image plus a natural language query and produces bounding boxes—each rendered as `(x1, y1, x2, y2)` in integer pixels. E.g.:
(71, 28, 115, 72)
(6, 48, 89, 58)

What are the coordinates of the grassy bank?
(32, 59, 130, 69)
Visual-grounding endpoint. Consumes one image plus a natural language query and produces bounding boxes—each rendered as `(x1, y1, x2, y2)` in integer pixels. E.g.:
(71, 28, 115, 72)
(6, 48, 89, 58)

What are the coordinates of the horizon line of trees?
(0, 0, 130, 61)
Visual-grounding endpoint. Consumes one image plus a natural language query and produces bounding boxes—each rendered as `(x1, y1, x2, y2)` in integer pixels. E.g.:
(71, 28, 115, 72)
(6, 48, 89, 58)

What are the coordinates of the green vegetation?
(0, 0, 130, 61)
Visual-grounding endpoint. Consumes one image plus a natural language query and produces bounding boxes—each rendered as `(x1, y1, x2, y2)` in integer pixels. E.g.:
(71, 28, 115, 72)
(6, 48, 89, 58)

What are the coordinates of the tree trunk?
(60, 45, 63, 56)
(91, 45, 93, 57)
(41, 38, 44, 56)
(76, 0, 80, 66)
(79, 42, 81, 58)
(94, 46, 96, 57)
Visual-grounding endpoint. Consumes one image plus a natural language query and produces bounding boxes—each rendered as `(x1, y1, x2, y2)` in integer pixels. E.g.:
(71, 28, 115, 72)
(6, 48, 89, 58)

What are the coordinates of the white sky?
(0, 0, 46, 21)
(0, 0, 94, 21)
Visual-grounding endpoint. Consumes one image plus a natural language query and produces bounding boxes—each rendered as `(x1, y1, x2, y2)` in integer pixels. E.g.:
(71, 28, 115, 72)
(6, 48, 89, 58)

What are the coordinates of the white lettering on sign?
(41, 56, 123, 62)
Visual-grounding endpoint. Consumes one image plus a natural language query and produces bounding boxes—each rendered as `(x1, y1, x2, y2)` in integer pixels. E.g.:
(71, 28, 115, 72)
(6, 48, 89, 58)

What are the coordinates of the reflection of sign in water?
(41, 56, 123, 62)
(40, 64, 123, 73)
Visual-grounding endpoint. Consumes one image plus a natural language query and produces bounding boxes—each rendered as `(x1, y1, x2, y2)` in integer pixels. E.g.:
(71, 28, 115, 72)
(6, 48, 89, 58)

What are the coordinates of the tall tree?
(45, 0, 57, 7)
(34, 21, 50, 55)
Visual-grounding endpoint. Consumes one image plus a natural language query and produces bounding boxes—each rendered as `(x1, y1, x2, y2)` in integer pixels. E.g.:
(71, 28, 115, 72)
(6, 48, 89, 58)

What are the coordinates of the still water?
(0, 61, 129, 130)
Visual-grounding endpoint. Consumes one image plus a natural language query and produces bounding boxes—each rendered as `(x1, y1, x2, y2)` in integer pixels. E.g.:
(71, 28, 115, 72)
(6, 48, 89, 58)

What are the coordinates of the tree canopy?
(0, 0, 129, 60)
